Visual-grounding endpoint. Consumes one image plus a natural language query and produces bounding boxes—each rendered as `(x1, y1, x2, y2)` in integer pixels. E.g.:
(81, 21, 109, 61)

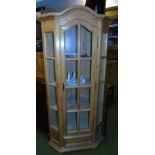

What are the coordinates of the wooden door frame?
(59, 19, 98, 140)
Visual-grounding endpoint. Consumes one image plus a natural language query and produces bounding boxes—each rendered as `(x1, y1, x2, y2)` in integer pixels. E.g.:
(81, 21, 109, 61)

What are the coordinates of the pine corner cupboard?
(38, 5, 110, 153)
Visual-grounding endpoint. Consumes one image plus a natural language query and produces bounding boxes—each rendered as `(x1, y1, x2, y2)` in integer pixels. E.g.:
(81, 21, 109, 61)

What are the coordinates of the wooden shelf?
(107, 59, 118, 64)
(67, 109, 78, 112)
(65, 57, 92, 61)
(80, 83, 91, 87)
(66, 58, 78, 61)
(108, 36, 118, 39)
(80, 57, 92, 60)
(67, 108, 90, 112)
(109, 24, 118, 28)
(67, 108, 90, 113)
(66, 84, 79, 89)
(45, 57, 55, 60)
(66, 83, 91, 89)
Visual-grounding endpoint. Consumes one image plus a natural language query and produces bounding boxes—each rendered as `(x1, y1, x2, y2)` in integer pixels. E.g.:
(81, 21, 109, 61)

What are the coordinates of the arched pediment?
(38, 5, 107, 21)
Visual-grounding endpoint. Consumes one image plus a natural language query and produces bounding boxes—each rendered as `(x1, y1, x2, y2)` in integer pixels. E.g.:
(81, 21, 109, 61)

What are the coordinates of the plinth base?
(48, 135, 103, 153)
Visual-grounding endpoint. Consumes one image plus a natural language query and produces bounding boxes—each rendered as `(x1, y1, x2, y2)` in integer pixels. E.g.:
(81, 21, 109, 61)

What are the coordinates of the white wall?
(106, 0, 118, 8)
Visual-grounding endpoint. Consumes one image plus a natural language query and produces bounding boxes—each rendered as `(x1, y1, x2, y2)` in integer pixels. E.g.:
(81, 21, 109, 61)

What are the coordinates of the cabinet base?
(48, 135, 103, 153)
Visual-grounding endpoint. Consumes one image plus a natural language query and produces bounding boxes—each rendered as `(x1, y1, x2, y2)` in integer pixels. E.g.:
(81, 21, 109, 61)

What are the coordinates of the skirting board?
(48, 135, 103, 153)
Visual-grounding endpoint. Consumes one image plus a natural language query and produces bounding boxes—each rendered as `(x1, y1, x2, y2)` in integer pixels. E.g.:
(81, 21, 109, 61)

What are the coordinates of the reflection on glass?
(66, 88, 78, 110)
(48, 86, 57, 107)
(66, 61, 78, 85)
(80, 26, 92, 57)
(80, 112, 89, 130)
(46, 60, 55, 83)
(44, 32, 54, 57)
(65, 26, 78, 58)
(80, 60, 91, 85)
(97, 83, 104, 124)
(50, 109, 58, 128)
(80, 88, 90, 109)
(67, 112, 77, 131)
(100, 33, 108, 57)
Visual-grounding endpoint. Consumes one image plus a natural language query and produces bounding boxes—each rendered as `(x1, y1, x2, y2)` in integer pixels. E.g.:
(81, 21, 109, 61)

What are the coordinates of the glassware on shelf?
(66, 52, 87, 57)
(66, 72, 71, 83)
(80, 75, 86, 84)
(80, 52, 87, 57)
(66, 72, 89, 85)
(70, 72, 77, 84)
(66, 72, 77, 85)
(66, 52, 77, 58)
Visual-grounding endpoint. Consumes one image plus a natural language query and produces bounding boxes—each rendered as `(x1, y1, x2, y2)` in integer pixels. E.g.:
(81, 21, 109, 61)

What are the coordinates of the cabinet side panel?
(41, 19, 62, 145)
(41, 20, 54, 138)
(91, 20, 102, 141)
(54, 19, 65, 146)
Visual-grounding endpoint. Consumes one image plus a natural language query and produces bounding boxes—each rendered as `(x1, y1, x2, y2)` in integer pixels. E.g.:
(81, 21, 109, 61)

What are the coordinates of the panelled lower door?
(60, 20, 97, 143)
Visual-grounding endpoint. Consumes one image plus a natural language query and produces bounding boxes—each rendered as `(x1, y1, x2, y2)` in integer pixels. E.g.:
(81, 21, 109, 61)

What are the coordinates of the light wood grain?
(39, 5, 110, 152)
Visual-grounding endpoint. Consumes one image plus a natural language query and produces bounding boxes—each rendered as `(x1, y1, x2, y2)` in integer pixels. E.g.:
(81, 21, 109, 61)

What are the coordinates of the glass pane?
(100, 33, 108, 57)
(46, 60, 55, 83)
(65, 26, 78, 58)
(99, 59, 106, 82)
(66, 61, 78, 85)
(67, 112, 77, 131)
(44, 32, 54, 57)
(66, 88, 78, 110)
(80, 112, 89, 130)
(97, 83, 104, 124)
(80, 26, 92, 57)
(48, 86, 57, 108)
(50, 109, 58, 128)
(80, 60, 91, 85)
(80, 88, 90, 109)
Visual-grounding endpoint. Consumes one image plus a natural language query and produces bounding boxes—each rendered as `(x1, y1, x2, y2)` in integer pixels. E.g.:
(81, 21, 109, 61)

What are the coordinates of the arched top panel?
(38, 5, 109, 21)
(60, 18, 97, 33)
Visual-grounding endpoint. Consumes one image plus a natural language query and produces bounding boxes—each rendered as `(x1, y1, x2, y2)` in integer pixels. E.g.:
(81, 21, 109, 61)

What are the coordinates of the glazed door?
(60, 20, 98, 136)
